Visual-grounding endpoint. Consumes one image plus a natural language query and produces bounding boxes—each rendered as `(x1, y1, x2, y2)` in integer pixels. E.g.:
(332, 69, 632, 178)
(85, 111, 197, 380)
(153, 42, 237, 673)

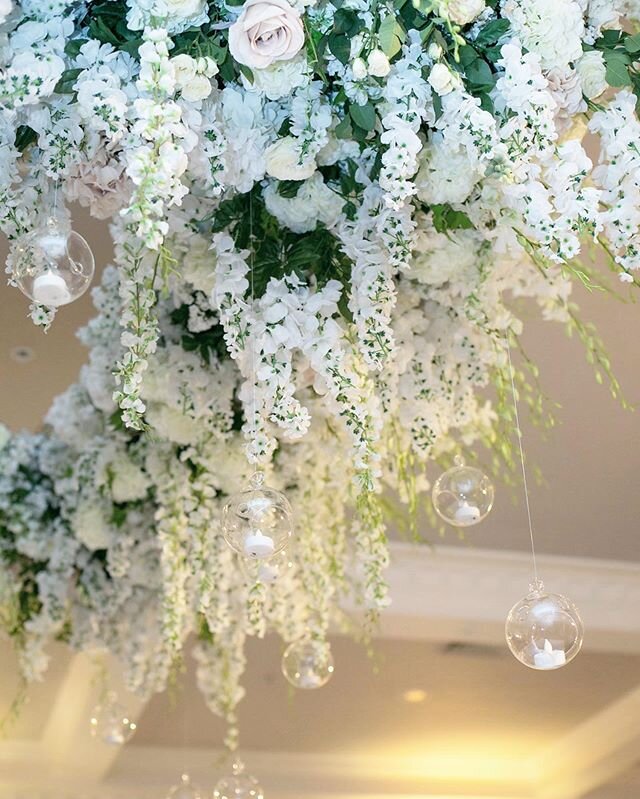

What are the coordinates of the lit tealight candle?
(533, 638, 567, 669)
(243, 529, 275, 559)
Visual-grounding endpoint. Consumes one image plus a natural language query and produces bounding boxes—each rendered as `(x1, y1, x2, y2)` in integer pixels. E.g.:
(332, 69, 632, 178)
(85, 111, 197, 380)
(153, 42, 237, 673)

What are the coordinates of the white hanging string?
(505, 339, 539, 585)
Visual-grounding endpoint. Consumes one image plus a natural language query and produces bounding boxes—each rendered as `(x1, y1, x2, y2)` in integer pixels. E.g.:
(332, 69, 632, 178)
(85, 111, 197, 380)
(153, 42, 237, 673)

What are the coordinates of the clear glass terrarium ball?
(213, 761, 264, 799)
(505, 580, 584, 670)
(167, 774, 202, 799)
(89, 691, 136, 746)
(12, 217, 95, 307)
(432, 456, 495, 527)
(282, 639, 334, 690)
(222, 471, 293, 560)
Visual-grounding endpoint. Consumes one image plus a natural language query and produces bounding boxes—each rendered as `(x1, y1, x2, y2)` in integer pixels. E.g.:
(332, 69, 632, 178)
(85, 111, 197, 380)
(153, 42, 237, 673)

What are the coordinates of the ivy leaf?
(349, 102, 376, 131)
(604, 51, 632, 87)
(328, 32, 351, 64)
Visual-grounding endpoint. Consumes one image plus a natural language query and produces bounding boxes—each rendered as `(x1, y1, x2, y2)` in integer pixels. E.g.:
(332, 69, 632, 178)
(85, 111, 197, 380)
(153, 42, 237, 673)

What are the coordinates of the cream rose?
(229, 0, 305, 69)
(446, 0, 486, 25)
(0, 0, 12, 24)
(576, 51, 607, 100)
(265, 136, 316, 180)
(428, 63, 457, 95)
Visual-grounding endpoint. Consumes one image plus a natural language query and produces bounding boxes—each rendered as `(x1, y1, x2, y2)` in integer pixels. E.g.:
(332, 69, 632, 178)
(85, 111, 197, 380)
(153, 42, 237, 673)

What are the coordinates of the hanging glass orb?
(505, 580, 584, 670)
(222, 471, 293, 560)
(12, 216, 95, 307)
(239, 549, 293, 584)
(89, 691, 136, 746)
(167, 774, 202, 799)
(213, 760, 264, 799)
(282, 639, 334, 690)
(432, 455, 494, 527)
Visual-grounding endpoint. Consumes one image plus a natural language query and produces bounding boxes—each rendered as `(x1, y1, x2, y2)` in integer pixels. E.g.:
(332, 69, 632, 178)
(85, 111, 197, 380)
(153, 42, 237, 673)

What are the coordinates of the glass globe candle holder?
(89, 691, 136, 745)
(167, 773, 202, 799)
(282, 639, 334, 690)
(12, 216, 95, 307)
(432, 455, 494, 527)
(222, 471, 293, 560)
(505, 580, 584, 670)
(213, 760, 264, 799)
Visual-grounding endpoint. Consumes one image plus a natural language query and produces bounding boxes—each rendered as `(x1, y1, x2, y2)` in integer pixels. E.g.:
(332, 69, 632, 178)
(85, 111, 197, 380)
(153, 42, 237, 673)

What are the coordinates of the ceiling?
(0, 216, 639, 798)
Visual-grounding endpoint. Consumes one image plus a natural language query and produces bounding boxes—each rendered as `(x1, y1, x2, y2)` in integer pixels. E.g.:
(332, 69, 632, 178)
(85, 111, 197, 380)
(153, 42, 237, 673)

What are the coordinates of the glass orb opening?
(12, 217, 95, 307)
(282, 639, 334, 690)
(222, 472, 293, 560)
(505, 580, 584, 670)
(432, 456, 494, 527)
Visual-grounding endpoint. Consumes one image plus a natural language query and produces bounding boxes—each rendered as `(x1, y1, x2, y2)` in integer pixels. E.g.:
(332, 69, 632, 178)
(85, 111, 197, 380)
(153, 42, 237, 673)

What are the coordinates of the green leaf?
(64, 38, 88, 58)
(333, 8, 362, 35)
(378, 14, 404, 59)
(431, 204, 474, 234)
(328, 32, 351, 65)
(625, 33, 640, 53)
(464, 58, 495, 89)
(277, 180, 302, 199)
(334, 114, 353, 140)
(473, 18, 509, 49)
(604, 51, 632, 87)
(14, 125, 37, 152)
(349, 102, 376, 132)
(54, 68, 83, 95)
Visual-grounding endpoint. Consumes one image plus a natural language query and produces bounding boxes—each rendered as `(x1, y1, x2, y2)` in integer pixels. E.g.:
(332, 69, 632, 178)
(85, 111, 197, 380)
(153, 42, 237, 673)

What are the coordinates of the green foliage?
(378, 14, 406, 59)
(349, 102, 377, 132)
(14, 125, 37, 152)
(594, 30, 640, 103)
(430, 203, 475, 234)
(170, 303, 229, 365)
(205, 189, 353, 315)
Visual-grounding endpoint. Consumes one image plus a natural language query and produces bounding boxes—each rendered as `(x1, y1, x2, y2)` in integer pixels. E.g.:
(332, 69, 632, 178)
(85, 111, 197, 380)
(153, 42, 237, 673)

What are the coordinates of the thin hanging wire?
(505, 339, 539, 586)
(248, 190, 259, 475)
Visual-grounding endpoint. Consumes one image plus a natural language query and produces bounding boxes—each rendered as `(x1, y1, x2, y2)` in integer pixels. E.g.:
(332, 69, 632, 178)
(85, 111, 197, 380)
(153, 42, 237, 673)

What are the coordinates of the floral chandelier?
(0, 0, 638, 784)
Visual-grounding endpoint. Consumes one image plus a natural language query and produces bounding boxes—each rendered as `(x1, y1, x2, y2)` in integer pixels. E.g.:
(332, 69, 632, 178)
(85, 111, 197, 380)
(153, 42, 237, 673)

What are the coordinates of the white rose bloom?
(367, 49, 391, 77)
(228, 0, 305, 69)
(428, 63, 457, 95)
(576, 50, 607, 99)
(181, 73, 212, 102)
(264, 173, 343, 233)
(172, 53, 197, 84)
(73, 504, 114, 551)
(265, 135, 316, 180)
(501, 0, 584, 69)
(446, 0, 486, 25)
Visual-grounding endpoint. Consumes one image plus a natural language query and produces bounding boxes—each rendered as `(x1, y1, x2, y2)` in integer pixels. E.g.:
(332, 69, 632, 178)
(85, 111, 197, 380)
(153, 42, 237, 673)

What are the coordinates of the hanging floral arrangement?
(0, 0, 638, 751)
